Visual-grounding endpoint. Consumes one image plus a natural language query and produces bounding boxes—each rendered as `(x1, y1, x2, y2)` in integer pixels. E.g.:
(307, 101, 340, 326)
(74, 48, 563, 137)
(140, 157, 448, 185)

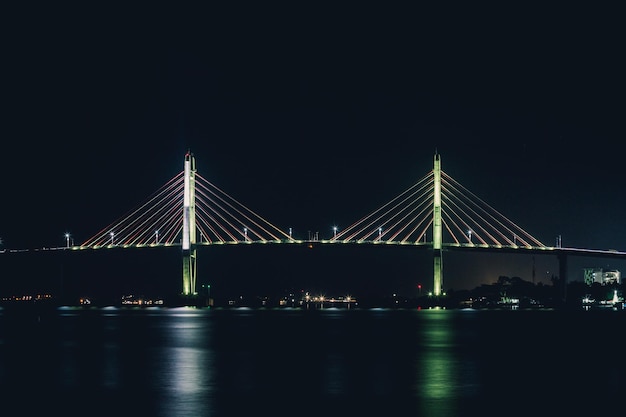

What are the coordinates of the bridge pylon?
(433, 152, 443, 296)
(182, 150, 197, 297)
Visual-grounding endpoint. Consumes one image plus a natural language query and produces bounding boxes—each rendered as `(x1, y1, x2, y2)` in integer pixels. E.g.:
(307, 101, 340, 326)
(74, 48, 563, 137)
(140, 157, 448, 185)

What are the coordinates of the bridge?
(3, 152, 622, 299)
(19, 150, 615, 301)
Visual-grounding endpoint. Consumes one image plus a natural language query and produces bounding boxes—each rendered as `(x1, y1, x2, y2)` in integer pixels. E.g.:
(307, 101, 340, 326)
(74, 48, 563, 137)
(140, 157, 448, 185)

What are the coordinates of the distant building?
(583, 268, 620, 285)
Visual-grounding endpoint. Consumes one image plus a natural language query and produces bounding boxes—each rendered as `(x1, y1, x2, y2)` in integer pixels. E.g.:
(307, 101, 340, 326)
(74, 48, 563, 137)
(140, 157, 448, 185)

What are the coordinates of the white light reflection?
(152, 310, 216, 416)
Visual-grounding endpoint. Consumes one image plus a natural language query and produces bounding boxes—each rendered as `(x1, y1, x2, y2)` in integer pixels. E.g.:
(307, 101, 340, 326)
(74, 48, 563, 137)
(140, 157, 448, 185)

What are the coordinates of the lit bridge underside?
(75, 238, 625, 259)
(16, 239, 626, 260)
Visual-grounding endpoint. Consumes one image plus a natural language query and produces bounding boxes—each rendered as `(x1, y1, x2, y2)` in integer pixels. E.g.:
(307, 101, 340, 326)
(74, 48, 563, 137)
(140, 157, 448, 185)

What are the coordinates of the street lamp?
(155, 230, 159, 244)
(378, 227, 382, 240)
(65, 232, 71, 248)
(468, 229, 472, 243)
(243, 227, 248, 241)
(333, 226, 337, 238)
(110, 231, 115, 245)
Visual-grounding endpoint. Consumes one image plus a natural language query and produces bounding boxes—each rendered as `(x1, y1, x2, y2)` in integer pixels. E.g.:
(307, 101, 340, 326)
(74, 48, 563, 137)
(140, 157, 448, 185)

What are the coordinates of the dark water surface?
(0, 306, 624, 417)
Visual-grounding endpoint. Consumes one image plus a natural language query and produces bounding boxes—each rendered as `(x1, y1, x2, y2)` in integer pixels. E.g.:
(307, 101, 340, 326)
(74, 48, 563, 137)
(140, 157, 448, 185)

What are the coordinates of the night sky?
(2, 5, 625, 296)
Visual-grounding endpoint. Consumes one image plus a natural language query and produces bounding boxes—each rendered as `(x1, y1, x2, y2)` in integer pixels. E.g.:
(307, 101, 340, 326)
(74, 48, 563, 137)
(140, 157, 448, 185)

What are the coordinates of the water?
(0, 306, 624, 417)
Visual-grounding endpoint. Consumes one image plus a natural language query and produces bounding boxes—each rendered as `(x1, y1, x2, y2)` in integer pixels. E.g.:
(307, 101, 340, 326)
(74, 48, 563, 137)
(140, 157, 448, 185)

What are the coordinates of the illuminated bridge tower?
(433, 152, 443, 296)
(182, 151, 197, 296)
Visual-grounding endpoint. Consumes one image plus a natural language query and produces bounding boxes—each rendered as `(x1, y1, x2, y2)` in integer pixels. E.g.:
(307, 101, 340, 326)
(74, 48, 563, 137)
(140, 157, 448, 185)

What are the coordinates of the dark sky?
(2, 4, 625, 294)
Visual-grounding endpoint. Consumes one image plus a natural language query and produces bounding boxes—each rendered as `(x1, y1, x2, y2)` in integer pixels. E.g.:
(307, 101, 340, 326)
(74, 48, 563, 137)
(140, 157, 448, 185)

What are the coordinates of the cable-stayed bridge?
(46, 151, 626, 299)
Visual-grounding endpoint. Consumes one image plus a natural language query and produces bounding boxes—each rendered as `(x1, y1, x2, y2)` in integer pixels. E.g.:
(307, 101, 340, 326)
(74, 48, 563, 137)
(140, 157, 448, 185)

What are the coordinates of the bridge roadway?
(5, 239, 626, 261)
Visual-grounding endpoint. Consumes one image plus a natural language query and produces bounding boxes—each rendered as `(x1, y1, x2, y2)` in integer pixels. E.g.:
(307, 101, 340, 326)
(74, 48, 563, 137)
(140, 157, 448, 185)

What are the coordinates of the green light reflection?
(415, 309, 479, 416)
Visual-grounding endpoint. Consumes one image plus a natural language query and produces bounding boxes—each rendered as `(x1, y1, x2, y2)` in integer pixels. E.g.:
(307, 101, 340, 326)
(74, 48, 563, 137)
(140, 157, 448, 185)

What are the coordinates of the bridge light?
(333, 226, 337, 238)
(155, 230, 159, 244)
(378, 227, 382, 240)
(468, 230, 472, 243)
(110, 231, 115, 245)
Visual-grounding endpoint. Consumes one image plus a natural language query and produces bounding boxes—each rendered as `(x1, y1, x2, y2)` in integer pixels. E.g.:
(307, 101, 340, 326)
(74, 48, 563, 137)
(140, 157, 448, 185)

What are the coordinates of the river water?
(0, 306, 623, 417)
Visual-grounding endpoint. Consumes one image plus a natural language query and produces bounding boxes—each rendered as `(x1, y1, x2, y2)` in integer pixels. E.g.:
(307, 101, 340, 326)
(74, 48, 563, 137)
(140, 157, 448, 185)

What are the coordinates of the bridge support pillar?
(432, 152, 443, 296)
(182, 249, 197, 296)
(558, 252, 568, 305)
(433, 250, 443, 296)
(182, 151, 197, 297)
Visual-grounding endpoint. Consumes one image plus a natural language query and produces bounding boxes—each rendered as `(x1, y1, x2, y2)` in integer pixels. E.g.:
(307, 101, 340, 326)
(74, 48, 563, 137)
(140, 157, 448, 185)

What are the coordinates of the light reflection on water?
(414, 309, 483, 417)
(0, 307, 624, 417)
(150, 314, 216, 417)
(417, 309, 459, 415)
